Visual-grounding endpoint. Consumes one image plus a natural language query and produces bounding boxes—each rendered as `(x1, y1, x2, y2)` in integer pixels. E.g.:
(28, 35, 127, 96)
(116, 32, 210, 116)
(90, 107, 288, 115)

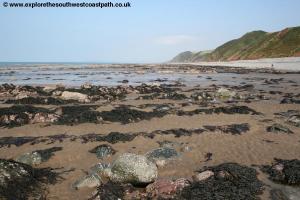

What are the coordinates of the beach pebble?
(60, 91, 90, 103)
(193, 170, 214, 181)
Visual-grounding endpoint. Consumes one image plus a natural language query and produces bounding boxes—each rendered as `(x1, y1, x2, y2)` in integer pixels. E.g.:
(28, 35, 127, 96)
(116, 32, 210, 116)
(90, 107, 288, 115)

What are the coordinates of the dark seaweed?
(266, 124, 293, 134)
(99, 105, 167, 124)
(5, 97, 77, 105)
(0, 105, 53, 127)
(90, 181, 125, 200)
(0, 159, 62, 200)
(177, 106, 260, 116)
(35, 147, 63, 162)
(177, 163, 264, 200)
(203, 123, 250, 135)
(261, 158, 300, 185)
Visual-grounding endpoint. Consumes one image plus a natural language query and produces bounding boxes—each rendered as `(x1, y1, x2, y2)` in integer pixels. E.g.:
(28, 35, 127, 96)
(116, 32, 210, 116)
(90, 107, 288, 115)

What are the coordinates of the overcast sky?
(0, 0, 300, 63)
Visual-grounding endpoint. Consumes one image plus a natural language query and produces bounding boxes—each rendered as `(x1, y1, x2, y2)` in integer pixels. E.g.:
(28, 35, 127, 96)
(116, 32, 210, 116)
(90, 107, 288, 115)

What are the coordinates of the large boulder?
(108, 153, 158, 185)
(60, 91, 90, 103)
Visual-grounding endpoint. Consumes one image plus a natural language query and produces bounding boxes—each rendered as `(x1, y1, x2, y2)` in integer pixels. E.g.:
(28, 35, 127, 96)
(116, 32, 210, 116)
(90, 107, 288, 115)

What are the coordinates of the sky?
(0, 0, 300, 63)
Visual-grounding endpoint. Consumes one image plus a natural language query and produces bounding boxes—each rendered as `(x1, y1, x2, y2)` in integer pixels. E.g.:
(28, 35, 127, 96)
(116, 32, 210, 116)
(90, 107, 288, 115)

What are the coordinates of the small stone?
(60, 91, 90, 103)
(272, 163, 284, 172)
(193, 170, 214, 181)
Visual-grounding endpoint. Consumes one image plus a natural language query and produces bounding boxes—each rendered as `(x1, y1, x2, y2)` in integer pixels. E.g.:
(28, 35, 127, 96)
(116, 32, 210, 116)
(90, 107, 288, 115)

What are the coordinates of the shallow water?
(1, 63, 300, 88)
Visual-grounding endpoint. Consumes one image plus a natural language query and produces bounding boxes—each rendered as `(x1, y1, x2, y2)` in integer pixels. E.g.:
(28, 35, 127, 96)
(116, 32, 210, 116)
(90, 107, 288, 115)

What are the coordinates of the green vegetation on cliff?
(170, 26, 300, 62)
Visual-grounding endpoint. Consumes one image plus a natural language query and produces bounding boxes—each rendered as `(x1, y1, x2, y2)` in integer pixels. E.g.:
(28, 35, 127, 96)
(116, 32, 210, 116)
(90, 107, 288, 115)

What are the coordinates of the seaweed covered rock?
(280, 98, 300, 104)
(134, 83, 176, 94)
(261, 158, 300, 185)
(0, 105, 59, 127)
(60, 85, 128, 101)
(266, 124, 293, 134)
(89, 144, 116, 159)
(177, 163, 264, 200)
(108, 153, 158, 185)
(16, 147, 63, 165)
(160, 92, 187, 100)
(203, 123, 250, 135)
(0, 159, 61, 200)
(145, 147, 179, 167)
(275, 110, 300, 127)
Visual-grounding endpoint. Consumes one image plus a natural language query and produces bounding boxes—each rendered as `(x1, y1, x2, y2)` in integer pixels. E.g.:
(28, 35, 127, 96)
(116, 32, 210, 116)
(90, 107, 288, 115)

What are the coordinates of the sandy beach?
(0, 63, 299, 199)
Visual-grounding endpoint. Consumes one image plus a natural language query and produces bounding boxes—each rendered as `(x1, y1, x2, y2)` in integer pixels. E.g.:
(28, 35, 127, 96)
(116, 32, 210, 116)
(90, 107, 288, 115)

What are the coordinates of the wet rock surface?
(16, 147, 63, 165)
(89, 144, 116, 159)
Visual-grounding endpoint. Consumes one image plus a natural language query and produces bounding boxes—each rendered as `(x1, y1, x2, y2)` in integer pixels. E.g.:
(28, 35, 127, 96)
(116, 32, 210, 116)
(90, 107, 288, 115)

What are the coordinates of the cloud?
(155, 35, 197, 45)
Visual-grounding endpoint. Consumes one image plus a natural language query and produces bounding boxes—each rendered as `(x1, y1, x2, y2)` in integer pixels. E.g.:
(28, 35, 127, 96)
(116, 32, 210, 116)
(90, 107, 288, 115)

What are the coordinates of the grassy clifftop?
(171, 26, 300, 62)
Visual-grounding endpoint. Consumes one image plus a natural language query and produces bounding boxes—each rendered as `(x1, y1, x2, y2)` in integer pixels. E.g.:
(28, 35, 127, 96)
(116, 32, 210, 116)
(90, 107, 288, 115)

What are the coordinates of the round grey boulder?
(109, 153, 157, 185)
